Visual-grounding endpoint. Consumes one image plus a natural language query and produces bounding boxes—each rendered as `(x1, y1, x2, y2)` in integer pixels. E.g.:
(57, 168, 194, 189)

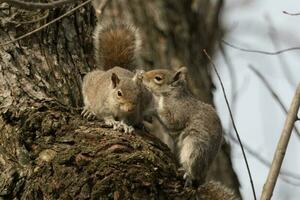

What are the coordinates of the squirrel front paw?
(114, 121, 134, 134)
(103, 118, 134, 133)
(81, 109, 96, 120)
(104, 117, 119, 127)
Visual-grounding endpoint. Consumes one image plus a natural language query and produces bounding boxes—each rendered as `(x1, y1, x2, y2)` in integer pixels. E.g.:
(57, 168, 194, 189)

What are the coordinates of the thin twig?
(226, 132, 300, 182)
(261, 84, 300, 200)
(248, 65, 300, 139)
(203, 49, 257, 200)
(0, 0, 81, 10)
(266, 15, 296, 87)
(221, 40, 300, 55)
(0, 0, 92, 47)
(283, 11, 300, 16)
(279, 175, 300, 187)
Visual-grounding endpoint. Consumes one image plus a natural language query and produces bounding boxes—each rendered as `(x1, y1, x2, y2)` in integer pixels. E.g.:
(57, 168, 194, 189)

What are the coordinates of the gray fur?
(142, 67, 223, 186)
(82, 67, 147, 133)
(83, 19, 149, 133)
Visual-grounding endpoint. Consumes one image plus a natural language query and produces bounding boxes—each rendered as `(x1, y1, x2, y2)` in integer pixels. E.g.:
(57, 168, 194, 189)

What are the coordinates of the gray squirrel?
(81, 20, 151, 133)
(83, 2, 233, 197)
(142, 67, 223, 187)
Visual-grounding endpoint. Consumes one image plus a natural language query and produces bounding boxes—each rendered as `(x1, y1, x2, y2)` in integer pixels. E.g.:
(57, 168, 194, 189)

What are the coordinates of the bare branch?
(261, 84, 300, 200)
(0, 0, 93, 46)
(0, 0, 111, 47)
(203, 49, 257, 200)
(248, 65, 300, 139)
(221, 40, 300, 55)
(265, 15, 296, 87)
(283, 11, 300, 16)
(226, 133, 300, 183)
(0, 0, 81, 10)
(279, 175, 300, 187)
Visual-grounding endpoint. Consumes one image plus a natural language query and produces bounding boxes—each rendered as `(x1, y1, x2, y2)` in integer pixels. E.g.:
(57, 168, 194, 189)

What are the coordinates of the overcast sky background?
(213, 0, 300, 199)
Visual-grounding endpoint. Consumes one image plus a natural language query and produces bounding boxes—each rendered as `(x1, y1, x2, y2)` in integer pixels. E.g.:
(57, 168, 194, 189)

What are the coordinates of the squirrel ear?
(172, 66, 187, 83)
(111, 73, 120, 88)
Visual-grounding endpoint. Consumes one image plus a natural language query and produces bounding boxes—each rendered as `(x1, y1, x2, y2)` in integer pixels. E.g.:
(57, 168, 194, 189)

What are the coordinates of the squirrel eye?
(117, 90, 122, 97)
(154, 76, 162, 82)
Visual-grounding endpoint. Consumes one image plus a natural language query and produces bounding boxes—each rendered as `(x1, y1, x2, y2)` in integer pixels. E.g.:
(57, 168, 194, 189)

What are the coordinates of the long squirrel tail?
(93, 21, 141, 71)
(196, 181, 240, 200)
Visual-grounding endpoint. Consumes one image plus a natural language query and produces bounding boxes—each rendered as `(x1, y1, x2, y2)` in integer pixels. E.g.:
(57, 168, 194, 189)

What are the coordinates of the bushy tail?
(93, 21, 141, 71)
(196, 181, 240, 200)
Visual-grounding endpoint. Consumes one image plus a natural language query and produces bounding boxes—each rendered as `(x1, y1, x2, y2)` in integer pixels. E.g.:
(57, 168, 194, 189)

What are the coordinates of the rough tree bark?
(0, 0, 241, 199)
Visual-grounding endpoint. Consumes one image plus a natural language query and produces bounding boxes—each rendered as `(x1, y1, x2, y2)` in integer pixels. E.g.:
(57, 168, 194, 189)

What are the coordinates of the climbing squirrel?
(82, 21, 151, 133)
(142, 67, 223, 187)
(143, 118, 238, 199)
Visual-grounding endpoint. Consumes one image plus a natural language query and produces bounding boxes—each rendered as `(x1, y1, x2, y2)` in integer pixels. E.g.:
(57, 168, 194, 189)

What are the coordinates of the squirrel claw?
(105, 120, 134, 133)
(113, 122, 121, 130)
(120, 121, 134, 133)
(124, 125, 134, 134)
(87, 113, 96, 120)
(104, 118, 118, 127)
(82, 109, 96, 120)
(116, 121, 134, 133)
(81, 109, 88, 117)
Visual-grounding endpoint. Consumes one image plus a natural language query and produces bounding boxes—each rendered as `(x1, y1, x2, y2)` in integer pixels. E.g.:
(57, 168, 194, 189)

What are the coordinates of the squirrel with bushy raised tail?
(84, 2, 237, 198)
(81, 19, 152, 133)
(142, 67, 223, 188)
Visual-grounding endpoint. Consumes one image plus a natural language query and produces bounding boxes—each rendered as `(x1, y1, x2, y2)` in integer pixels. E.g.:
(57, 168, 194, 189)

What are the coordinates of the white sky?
(214, 0, 300, 199)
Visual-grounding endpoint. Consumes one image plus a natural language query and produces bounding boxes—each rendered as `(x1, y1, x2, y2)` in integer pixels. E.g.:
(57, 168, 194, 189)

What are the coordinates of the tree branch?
(265, 15, 297, 87)
(261, 84, 300, 200)
(0, 0, 92, 47)
(283, 11, 300, 16)
(226, 132, 300, 183)
(0, 0, 81, 10)
(248, 65, 300, 139)
(221, 40, 300, 55)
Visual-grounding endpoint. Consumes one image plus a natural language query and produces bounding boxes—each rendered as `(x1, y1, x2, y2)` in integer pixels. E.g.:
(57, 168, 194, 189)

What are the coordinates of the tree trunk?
(0, 0, 241, 199)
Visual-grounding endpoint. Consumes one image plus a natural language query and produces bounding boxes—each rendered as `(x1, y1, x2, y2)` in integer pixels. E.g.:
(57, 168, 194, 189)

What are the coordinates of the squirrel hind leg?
(180, 135, 207, 187)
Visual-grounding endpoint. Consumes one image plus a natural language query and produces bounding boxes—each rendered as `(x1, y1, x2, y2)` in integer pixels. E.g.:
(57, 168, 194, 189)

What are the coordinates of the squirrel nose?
(123, 103, 135, 112)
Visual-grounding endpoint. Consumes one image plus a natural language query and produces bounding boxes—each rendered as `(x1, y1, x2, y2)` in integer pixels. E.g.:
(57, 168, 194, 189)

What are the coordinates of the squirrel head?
(111, 73, 141, 113)
(142, 67, 188, 96)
